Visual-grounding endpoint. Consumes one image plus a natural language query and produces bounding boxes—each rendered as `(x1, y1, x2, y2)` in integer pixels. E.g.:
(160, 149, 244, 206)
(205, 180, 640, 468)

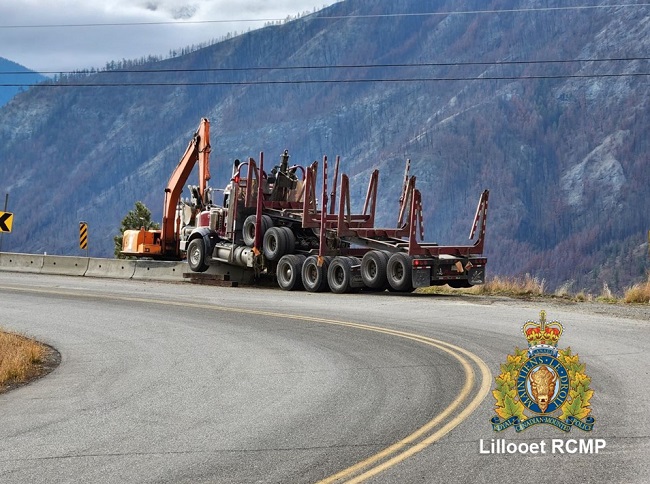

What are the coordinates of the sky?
(0, 1, 336, 73)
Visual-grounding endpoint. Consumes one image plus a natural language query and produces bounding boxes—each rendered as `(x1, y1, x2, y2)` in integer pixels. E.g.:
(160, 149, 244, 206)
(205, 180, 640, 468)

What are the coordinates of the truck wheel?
(277, 254, 305, 291)
(361, 250, 389, 289)
(243, 215, 273, 247)
(328, 257, 355, 294)
(387, 252, 414, 292)
(242, 215, 256, 247)
(263, 227, 288, 261)
(187, 238, 209, 272)
(280, 226, 296, 254)
(302, 255, 330, 292)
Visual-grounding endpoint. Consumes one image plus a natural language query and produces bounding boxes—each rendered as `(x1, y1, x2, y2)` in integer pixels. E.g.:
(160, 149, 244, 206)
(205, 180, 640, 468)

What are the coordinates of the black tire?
(261, 215, 273, 232)
(293, 254, 307, 268)
(187, 238, 209, 272)
(242, 215, 256, 247)
(280, 226, 296, 254)
(387, 252, 414, 292)
(243, 214, 273, 247)
(327, 257, 355, 294)
(361, 250, 389, 289)
(276, 254, 305, 291)
(302, 255, 331, 292)
(263, 226, 288, 261)
(382, 251, 396, 291)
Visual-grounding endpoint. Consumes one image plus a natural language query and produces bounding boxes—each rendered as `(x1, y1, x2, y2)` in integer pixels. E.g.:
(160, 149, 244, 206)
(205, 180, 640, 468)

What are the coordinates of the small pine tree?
(114, 201, 160, 258)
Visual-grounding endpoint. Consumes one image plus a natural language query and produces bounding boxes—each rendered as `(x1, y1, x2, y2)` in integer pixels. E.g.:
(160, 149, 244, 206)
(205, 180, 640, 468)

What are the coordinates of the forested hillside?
(0, 0, 648, 294)
(0, 57, 46, 107)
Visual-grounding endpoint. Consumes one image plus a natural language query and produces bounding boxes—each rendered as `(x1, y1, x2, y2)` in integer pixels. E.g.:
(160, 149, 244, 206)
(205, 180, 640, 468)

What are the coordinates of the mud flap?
(350, 264, 365, 288)
(412, 267, 431, 288)
(468, 267, 486, 285)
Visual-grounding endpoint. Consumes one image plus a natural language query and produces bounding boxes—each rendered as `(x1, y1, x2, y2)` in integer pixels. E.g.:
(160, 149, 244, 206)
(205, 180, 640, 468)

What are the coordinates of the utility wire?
(0, 3, 648, 29)
(2, 72, 648, 88)
(1, 57, 648, 76)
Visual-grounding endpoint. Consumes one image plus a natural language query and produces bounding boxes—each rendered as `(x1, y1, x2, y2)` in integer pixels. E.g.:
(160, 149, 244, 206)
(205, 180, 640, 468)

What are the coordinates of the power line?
(0, 3, 648, 29)
(2, 72, 648, 88)
(1, 57, 647, 76)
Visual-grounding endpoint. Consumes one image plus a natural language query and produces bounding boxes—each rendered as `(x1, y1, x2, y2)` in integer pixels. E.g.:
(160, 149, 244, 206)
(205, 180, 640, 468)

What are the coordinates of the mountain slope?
(0, 57, 46, 107)
(0, 0, 648, 293)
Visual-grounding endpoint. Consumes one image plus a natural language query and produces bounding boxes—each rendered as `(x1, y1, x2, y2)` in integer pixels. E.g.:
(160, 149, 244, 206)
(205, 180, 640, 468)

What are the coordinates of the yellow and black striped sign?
(79, 222, 88, 250)
(0, 211, 13, 232)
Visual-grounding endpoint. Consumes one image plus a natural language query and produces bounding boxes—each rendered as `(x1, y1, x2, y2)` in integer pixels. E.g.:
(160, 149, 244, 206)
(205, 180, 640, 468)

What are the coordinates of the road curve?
(0, 272, 648, 483)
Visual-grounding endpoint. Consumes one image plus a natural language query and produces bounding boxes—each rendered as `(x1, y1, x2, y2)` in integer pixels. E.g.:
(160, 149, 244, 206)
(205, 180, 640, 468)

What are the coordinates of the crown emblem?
(521, 310, 563, 357)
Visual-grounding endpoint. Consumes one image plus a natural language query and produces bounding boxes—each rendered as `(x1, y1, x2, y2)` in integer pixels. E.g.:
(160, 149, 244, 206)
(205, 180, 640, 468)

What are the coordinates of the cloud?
(0, 1, 334, 72)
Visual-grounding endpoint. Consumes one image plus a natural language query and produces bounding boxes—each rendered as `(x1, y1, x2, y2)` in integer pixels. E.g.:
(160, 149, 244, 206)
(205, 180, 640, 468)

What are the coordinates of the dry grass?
(596, 282, 619, 304)
(573, 291, 592, 302)
(418, 273, 545, 298)
(0, 328, 48, 389)
(472, 274, 545, 297)
(419, 273, 650, 305)
(624, 279, 650, 304)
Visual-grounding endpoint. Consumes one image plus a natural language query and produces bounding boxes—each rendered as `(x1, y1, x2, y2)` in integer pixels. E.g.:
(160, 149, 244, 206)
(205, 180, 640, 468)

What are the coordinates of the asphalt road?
(0, 272, 648, 483)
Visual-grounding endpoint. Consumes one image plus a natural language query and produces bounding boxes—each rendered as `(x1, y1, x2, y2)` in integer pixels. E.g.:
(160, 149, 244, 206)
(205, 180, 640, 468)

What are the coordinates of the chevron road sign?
(0, 211, 13, 232)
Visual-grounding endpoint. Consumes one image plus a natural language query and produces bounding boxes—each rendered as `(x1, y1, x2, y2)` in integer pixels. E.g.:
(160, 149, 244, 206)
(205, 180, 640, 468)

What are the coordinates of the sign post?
(0, 193, 11, 252)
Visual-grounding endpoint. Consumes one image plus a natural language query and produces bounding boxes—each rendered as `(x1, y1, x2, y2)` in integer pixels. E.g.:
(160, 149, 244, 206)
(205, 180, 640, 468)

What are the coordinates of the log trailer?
(123, 118, 489, 293)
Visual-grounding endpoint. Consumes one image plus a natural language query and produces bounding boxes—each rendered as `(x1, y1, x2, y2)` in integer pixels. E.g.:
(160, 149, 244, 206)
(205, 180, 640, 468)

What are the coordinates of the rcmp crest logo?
(490, 311, 595, 433)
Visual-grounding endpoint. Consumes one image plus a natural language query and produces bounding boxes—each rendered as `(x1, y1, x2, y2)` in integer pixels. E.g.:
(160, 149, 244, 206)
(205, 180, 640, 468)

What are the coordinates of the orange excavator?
(121, 118, 212, 259)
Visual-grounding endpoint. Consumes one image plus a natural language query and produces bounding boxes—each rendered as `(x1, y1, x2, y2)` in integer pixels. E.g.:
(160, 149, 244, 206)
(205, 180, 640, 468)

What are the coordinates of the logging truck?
(122, 118, 488, 293)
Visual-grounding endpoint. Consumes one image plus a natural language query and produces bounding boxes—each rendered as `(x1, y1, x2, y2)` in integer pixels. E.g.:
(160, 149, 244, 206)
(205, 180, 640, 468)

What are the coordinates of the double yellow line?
(316, 326, 491, 482)
(2, 284, 492, 482)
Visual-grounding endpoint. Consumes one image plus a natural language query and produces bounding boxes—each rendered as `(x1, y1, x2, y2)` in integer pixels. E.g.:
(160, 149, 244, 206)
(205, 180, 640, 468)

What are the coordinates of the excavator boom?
(161, 118, 211, 256)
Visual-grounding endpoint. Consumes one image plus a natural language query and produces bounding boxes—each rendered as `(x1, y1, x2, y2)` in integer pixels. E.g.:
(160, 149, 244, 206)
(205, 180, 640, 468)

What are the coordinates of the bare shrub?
(624, 280, 650, 304)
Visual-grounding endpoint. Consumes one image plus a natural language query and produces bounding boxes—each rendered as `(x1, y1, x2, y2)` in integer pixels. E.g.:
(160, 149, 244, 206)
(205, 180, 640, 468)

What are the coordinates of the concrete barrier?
(40, 255, 89, 276)
(85, 258, 136, 279)
(0, 252, 44, 273)
(133, 260, 187, 282)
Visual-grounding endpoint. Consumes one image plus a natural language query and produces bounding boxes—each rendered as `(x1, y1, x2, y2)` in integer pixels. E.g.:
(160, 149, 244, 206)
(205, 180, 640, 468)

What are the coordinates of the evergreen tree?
(114, 201, 160, 258)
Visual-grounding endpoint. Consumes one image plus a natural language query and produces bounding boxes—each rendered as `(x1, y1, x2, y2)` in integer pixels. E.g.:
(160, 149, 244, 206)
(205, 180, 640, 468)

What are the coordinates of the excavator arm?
(160, 118, 211, 256)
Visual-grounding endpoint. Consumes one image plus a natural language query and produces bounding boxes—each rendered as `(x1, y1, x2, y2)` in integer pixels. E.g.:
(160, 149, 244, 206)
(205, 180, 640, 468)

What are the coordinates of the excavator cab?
(121, 228, 162, 256)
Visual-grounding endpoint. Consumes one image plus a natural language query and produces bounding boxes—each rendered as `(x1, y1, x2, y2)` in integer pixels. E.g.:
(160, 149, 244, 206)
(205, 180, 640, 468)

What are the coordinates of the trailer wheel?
(280, 226, 296, 254)
(387, 252, 414, 292)
(263, 227, 288, 261)
(243, 215, 273, 247)
(327, 257, 356, 294)
(302, 255, 331, 292)
(276, 254, 305, 291)
(187, 238, 209, 273)
(361, 250, 389, 289)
